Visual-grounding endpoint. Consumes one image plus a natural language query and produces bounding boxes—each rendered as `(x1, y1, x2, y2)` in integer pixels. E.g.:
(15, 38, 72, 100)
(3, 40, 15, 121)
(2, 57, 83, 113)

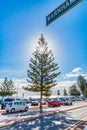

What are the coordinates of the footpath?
(0, 101, 87, 129)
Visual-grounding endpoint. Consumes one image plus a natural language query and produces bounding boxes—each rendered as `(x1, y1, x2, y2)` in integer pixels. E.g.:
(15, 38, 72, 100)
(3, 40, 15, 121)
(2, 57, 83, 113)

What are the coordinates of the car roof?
(13, 100, 26, 103)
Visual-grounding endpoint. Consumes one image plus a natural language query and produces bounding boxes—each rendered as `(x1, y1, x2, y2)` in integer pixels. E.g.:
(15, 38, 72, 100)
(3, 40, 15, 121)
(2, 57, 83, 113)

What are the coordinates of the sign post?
(42, 75, 46, 84)
(46, 0, 83, 26)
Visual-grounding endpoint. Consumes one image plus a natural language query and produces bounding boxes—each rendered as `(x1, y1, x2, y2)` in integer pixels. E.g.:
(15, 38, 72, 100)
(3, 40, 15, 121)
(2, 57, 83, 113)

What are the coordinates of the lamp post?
(22, 93, 24, 99)
(16, 84, 18, 99)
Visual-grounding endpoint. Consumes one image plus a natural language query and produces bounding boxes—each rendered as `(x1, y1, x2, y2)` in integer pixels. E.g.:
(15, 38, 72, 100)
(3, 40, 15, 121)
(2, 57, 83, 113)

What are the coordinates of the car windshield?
(4, 99, 14, 102)
(65, 98, 71, 101)
(8, 102, 12, 105)
(32, 99, 38, 101)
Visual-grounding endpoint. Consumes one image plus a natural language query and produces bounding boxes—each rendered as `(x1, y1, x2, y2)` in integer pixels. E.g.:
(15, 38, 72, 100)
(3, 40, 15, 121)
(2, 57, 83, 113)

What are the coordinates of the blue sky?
(0, 0, 87, 96)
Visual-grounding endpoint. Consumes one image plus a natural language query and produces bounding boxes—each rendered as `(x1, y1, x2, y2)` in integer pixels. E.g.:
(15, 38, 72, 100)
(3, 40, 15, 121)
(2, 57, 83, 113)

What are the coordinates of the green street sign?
(46, 0, 83, 26)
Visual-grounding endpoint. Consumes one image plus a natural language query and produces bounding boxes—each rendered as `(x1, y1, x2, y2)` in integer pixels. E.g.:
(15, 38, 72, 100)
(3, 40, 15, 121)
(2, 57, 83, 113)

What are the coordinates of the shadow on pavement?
(0, 111, 81, 130)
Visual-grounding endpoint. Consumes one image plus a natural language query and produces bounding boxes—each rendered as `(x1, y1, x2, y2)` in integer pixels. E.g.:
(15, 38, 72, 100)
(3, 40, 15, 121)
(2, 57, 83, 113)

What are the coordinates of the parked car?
(0, 99, 2, 104)
(70, 97, 76, 102)
(16, 98, 21, 101)
(6, 101, 29, 113)
(63, 98, 72, 105)
(31, 99, 39, 106)
(75, 97, 83, 101)
(1, 98, 15, 109)
(23, 99, 30, 104)
(42, 100, 47, 105)
(56, 98, 65, 106)
(39, 100, 47, 105)
(48, 100, 61, 107)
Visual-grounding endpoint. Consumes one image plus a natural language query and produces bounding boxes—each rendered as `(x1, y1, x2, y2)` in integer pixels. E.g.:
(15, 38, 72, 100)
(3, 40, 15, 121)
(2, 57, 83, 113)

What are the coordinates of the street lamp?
(16, 84, 18, 99)
(22, 93, 24, 99)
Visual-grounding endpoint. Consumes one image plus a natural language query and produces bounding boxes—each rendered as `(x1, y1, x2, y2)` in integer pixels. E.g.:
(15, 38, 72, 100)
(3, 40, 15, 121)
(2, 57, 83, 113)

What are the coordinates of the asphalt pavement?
(0, 101, 87, 129)
(69, 117, 87, 130)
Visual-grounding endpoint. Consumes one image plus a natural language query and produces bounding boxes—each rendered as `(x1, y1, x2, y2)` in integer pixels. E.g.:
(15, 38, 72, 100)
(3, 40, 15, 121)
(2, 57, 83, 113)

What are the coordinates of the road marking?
(65, 116, 87, 130)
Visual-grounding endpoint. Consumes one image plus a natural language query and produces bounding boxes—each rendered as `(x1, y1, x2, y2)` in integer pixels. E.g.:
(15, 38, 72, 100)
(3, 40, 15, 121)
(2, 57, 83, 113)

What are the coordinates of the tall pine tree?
(63, 88, 68, 96)
(77, 75, 86, 95)
(0, 77, 16, 98)
(69, 84, 81, 97)
(23, 34, 60, 110)
(57, 89, 60, 96)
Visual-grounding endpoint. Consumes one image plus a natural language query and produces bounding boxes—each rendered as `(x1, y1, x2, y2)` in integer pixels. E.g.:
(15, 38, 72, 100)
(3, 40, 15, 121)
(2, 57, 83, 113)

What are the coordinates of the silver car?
(6, 101, 29, 113)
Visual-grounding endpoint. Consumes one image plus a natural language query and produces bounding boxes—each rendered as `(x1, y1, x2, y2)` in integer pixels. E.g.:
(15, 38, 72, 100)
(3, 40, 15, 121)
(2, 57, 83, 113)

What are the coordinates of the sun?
(22, 33, 62, 62)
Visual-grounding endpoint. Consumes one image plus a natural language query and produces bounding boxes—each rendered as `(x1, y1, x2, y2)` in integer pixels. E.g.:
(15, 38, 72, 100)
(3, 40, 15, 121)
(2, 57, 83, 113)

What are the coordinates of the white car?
(6, 101, 29, 113)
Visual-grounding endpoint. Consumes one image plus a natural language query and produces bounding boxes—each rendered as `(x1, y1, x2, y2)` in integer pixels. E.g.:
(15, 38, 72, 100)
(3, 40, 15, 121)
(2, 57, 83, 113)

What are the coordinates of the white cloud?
(64, 73, 79, 78)
(57, 80, 75, 87)
(72, 67, 82, 73)
(0, 77, 27, 88)
(81, 73, 87, 80)
(0, 68, 26, 78)
(0, 77, 75, 97)
(62, 67, 87, 79)
(0, 78, 4, 84)
(0, 77, 40, 98)
(52, 80, 75, 92)
(0, 67, 87, 98)
(0, 70, 9, 73)
(51, 80, 76, 96)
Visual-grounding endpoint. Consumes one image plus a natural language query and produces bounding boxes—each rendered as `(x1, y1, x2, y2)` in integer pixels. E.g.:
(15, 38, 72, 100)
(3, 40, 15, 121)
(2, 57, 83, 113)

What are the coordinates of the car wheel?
(25, 107, 28, 111)
(1, 106, 4, 109)
(11, 108, 15, 113)
(6, 110, 9, 113)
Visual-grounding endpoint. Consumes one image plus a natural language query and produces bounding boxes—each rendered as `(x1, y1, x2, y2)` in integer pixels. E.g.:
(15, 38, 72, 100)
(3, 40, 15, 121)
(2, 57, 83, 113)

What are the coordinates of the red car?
(48, 100, 61, 107)
(39, 100, 47, 105)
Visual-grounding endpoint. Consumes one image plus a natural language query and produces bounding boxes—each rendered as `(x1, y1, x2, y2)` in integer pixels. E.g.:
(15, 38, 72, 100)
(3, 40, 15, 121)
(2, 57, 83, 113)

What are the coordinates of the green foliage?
(63, 88, 68, 96)
(43, 89, 52, 97)
(57, 89, 60, 95)
(69, 84, 81, 97)
(77, 75, 86, 94)
(83, 83, 87, 97)
(23, 34, 60, 109)
(69, 75, 87, 97)
(0, 77, 16, 97)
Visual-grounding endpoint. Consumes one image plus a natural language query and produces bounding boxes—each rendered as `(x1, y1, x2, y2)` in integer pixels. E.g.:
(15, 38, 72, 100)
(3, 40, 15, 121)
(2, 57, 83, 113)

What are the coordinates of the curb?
(0, 110, 59, 128)
(61, 104, 87, 112)
(0, 104, 87, 128)
(65, 117, 87, 130)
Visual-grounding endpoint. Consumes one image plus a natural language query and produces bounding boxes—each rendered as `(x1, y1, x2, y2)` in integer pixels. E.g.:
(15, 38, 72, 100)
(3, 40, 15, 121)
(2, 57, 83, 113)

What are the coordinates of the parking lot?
(0, 101, 87, 128)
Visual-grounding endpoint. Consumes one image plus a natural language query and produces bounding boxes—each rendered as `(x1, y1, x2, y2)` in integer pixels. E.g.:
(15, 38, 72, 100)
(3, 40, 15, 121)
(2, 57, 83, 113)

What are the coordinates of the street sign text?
(46, 0, 83, 26)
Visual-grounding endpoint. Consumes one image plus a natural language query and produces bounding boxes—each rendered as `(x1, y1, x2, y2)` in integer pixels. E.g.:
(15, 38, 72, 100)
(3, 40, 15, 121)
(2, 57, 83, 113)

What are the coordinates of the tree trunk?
(40, 84, 43, 113)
